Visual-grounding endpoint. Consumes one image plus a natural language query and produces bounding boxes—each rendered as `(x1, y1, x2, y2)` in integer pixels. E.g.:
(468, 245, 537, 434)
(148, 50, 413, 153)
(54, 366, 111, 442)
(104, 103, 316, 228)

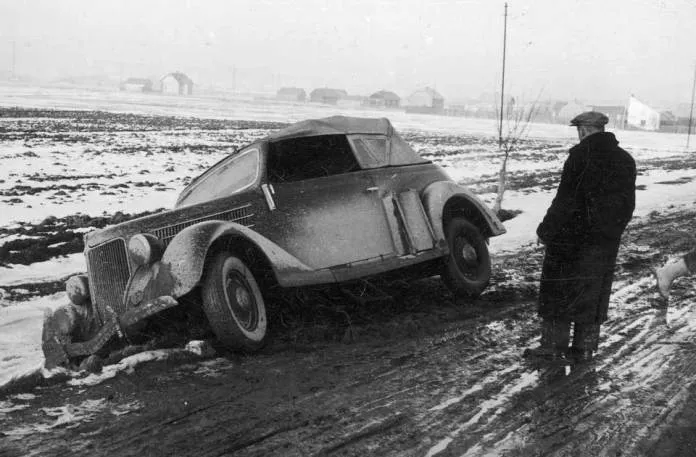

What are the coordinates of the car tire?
(441, 218, 491, 298)
(201, 252, 267, 351)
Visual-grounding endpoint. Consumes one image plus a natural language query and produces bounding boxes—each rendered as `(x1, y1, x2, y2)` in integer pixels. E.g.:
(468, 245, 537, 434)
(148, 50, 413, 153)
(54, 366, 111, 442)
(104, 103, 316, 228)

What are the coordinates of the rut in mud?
(2, 207, 695, 457)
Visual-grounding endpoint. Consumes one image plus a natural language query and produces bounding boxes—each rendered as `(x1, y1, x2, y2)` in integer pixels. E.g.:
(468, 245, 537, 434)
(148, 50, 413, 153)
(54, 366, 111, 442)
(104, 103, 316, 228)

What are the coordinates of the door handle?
(261, 184, 276, 210)
(365, 186, 379, 193)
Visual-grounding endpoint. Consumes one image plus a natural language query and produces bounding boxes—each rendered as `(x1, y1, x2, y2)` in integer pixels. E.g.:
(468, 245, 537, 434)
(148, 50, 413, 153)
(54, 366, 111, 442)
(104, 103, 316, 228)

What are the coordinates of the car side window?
(349, 136, 388, 168)
(267, 135, 360, 183)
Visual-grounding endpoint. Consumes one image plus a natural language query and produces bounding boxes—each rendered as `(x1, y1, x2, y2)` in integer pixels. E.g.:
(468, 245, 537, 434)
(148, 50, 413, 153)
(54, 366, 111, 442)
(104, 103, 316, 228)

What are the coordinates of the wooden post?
(498, 3, 508, 147)
(687, 62, 696, 150)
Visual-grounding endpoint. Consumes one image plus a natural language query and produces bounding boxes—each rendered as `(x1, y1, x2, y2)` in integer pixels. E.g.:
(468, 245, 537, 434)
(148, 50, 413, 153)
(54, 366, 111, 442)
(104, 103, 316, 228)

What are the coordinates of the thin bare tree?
(493, 95, 541, 215)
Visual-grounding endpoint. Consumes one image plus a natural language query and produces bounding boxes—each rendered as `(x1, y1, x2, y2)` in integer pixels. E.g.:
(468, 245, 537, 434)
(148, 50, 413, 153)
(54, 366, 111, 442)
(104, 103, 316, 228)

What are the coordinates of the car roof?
(267, 115, 393, 141)
(177, 116, 428, 206)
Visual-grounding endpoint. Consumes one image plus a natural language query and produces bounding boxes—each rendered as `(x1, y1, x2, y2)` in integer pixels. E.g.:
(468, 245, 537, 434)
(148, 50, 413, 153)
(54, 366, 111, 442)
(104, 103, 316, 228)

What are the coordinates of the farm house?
(589, 105, 626, 129)
(553, 100, 592, 124)
(405, 87, 444, 114)
(368, 90, 401, 108)
(276, 87, 307, 102)
(310, 88, 347, 105)
(161, 72, 194, 96)
(119, 78, 153, 93)
(626, 96, 661, 131)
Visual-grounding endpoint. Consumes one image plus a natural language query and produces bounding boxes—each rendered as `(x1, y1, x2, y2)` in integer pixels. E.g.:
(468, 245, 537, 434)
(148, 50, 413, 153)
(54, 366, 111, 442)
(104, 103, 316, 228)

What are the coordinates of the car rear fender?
(129, 220, 315, 304)
(421, 181, 506, 242)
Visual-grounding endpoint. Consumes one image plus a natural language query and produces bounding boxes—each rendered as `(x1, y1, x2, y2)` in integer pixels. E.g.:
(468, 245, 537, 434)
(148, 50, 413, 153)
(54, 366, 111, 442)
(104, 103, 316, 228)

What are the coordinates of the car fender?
(421, 181, 506, 241)
(127, 220, 316, 305)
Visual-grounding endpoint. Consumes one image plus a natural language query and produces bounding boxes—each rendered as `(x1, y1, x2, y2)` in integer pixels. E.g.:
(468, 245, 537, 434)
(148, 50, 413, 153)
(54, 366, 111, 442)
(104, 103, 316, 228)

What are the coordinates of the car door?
(348, 134, 439, 256)
(262, 134, 397, 270)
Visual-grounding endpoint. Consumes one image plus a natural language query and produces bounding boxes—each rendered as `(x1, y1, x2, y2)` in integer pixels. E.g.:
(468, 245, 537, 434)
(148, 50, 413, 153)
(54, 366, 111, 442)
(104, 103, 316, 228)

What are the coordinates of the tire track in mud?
(8, 276, 688, 457)
(181, 301, 540, 457)
(428, 275, 696, 457)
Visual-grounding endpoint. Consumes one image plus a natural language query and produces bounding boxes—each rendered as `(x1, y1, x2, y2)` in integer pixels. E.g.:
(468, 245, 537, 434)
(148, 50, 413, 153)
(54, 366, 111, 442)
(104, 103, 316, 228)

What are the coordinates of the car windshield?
(176, 148, 260, 207)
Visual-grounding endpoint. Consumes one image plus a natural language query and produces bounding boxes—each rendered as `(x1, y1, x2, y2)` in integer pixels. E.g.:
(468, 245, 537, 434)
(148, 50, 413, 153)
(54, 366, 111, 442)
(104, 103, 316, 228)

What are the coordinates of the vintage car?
(42, 116, 506, 367)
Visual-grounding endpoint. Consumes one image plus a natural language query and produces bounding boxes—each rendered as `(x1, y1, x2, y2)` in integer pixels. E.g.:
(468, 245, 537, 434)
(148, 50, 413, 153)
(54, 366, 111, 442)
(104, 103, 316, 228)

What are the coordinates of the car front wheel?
(441, 218, 491, 298)
(202, 252, 267, 351)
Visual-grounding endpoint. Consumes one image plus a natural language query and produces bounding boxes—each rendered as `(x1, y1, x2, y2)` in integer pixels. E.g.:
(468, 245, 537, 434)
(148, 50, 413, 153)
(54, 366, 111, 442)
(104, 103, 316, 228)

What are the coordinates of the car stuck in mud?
(42, 115, 505, 368)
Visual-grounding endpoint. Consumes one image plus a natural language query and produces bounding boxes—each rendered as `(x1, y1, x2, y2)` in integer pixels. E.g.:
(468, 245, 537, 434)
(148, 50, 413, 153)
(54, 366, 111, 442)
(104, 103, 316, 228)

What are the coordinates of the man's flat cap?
(569, 111, 609, 127)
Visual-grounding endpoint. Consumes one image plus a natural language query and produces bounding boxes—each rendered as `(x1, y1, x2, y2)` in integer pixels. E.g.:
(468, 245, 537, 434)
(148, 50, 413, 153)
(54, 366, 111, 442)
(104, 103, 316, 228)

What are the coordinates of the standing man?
(526, 111, 636, 363)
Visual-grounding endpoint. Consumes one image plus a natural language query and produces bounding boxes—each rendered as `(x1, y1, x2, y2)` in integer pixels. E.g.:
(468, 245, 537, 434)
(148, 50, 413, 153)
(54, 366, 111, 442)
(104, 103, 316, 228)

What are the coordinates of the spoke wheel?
(202, 252, 267, 351)
(441, 218, 492, 298)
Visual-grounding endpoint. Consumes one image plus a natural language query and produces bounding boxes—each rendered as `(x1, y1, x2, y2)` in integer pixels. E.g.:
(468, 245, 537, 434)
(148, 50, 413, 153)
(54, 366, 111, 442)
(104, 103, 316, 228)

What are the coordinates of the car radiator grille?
(150, 204, 254, 246)
(86, 238, 131, 321)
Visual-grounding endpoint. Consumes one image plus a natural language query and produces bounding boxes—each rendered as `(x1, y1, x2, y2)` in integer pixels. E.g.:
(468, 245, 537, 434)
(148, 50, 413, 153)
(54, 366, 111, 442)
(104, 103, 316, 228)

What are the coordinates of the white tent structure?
(626, 96, 660, 131)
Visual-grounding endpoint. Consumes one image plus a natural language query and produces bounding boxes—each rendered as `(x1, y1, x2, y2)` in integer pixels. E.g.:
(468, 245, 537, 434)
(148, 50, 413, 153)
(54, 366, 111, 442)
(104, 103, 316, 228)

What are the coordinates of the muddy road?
(2, 207, 695, 457)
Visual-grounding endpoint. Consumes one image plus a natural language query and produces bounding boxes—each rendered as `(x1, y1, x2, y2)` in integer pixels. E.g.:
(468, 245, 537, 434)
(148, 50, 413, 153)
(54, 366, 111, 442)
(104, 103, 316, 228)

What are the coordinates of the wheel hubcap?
(225, 271, 258, 331)
(461, 244, 478, 264)
(236, 287, 252, 310)
(454, 235, 480, 278)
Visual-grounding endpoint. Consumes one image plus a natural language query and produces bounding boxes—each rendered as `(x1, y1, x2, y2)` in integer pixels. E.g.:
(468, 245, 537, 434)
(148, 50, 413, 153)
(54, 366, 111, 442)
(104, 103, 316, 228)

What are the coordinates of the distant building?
(672, 103, 694, 121)
(664, 103, 695, 131)
(626, 96, 660, 131)
(120, 77, 153, 93)
(310, 88, 347, 105)
(405, 87, 445, 114)
(659, 110, 677, 129)
(337, 94, 367, 109)
(276, 87, 306, 102)
(555, 100, 591, 124)
(161, 72, 194, 96)
(589, 105, 626, 129)
(368, 90, 401, 108)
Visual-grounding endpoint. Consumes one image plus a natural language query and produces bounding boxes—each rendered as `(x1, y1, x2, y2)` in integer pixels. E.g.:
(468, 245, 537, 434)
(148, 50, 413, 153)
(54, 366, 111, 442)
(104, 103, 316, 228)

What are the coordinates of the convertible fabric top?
(266, 116, 428, 167)
(267, 116, 393, 141)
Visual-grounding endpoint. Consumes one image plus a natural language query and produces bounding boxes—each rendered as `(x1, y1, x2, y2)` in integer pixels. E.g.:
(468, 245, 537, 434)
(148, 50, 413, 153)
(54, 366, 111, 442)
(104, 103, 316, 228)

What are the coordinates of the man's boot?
(568, 322, 600, 363)
(655, 258, 691, 299)
(524, 319, 570, 361)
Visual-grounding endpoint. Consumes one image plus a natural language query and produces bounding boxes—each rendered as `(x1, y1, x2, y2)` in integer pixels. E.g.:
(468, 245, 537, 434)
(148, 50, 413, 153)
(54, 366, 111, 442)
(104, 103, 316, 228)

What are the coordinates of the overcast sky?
(1, 0, 694, 106)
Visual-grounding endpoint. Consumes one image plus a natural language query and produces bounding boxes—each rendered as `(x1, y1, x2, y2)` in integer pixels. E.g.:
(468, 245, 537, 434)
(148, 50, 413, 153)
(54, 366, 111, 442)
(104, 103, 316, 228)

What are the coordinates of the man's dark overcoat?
(536, 131, 636, 324)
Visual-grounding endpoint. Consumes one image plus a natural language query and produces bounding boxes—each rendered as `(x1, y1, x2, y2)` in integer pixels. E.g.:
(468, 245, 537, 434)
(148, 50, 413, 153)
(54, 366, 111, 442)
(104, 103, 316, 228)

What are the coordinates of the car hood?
(85, 193, 258, 248)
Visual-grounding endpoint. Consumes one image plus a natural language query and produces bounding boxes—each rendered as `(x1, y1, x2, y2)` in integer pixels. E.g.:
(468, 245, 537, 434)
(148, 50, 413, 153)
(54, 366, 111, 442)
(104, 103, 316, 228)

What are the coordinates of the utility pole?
(11, 40, 16, 80)
(498, 2, 508, 147)
(232, 65, 237, 95)
(687, 62, 696, 150)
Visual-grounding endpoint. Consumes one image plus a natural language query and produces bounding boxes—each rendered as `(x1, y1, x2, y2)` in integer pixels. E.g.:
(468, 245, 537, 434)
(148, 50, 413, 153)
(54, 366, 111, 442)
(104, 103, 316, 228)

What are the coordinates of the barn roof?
(277, 87, 306, 95)
(124, 77, 152, 85)
(410, 87, 444, 101)
(590, 105, 626, 117)
(370, 90, 400, 101)
(310, 88, 347, 98)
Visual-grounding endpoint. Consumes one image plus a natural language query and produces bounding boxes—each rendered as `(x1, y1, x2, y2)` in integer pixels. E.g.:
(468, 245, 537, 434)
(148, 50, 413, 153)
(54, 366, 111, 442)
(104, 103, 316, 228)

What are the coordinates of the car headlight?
(66, 274, 90, 306)
(128, 234, 164, 266)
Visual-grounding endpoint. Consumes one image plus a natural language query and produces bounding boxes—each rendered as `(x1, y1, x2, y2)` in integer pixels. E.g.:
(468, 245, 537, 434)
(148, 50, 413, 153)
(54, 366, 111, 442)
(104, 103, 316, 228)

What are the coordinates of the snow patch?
(0, 254, 83, 287)
(67, 348, 190, 387)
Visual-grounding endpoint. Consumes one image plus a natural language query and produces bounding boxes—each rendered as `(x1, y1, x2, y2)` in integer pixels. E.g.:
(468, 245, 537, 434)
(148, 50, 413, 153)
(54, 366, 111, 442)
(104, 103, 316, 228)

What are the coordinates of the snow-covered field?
(0, 84, 694, 392)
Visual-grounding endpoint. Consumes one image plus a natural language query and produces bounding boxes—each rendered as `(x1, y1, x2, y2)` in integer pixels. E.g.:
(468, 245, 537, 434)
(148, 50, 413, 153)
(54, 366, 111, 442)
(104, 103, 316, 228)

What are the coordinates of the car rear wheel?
(441, 218, 491, 298)
(202, 252, 267, 351)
